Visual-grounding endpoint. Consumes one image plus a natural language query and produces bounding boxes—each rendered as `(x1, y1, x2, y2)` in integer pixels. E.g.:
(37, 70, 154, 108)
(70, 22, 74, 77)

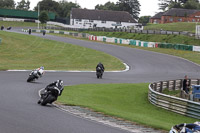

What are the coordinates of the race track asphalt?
(0, 28, 200, 133)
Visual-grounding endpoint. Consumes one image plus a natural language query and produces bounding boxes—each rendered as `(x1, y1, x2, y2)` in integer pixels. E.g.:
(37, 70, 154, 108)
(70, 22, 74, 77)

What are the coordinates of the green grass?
(0, 31, 124, 70)
(43, 31, 200, 65)
(83, 31, 200, 46)
(58, 83, 197, 131)
(162, 89, 181, 97)
(145, 22, 200, 33)
(0, 21, 38, 27)
(126, 45, 200, 65)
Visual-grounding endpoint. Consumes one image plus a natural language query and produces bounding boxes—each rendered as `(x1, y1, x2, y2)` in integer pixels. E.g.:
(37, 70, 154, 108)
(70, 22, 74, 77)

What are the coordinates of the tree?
(57, 0, 80, 18)
(95, 2, 119, 11)
(39, 11, 49, 27)
(34, 0, 59, 13)
(158, 0, 186, 10)
(117, 0, 141, 20)
(138, 16, 151, 24)
(183, 0, 200, 9)
(0, 0, 15, 9)
(168, 1, 183, 9)
(16, 0, 30, 10)
(158, 0, 200, 10)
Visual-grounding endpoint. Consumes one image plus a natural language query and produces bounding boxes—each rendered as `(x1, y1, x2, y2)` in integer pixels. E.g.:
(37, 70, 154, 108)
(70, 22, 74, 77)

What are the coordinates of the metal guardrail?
(148, 79, 200, 119)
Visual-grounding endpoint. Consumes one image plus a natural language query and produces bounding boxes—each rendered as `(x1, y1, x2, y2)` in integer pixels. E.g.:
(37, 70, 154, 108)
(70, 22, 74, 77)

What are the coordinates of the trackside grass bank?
(0, 21, 38, 27)
(58, 83, 197, 131)
(0, 31, 124, 70)
(84, 31, 200, 46)
(145, 22, 200, 33)
(33, 29, 200, 65)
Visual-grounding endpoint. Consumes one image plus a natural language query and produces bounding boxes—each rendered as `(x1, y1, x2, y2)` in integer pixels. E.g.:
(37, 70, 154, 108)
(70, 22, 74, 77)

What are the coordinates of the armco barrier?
(149, 79, 200, 119)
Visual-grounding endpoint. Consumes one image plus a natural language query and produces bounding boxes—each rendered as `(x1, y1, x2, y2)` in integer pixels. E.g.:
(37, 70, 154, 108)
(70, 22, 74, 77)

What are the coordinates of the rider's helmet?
(40, 66, 44, 70)
(55, 80, 63, 87)
(194, 121, 200, 126)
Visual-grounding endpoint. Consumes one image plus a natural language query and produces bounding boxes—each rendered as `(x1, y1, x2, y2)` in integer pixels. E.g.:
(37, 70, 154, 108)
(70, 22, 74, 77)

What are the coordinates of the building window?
(76, 19, 82, 22)
(169, 18, 173, 22)
(153, 20, 158, 24)
(178, 18, 182, 22)
(101, 21, 106, 23)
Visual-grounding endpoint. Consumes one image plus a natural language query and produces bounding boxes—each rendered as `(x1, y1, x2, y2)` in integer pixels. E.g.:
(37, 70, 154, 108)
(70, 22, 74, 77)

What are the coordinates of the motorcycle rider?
(96, 62, 105, 73)
(38, 80, 64, 104)
(31, 66, 44, 79)
(172, 121, 200, 132)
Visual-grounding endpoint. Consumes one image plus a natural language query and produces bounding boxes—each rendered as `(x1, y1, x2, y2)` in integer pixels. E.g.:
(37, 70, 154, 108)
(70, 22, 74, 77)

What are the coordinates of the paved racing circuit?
(0, 28, 200, 133)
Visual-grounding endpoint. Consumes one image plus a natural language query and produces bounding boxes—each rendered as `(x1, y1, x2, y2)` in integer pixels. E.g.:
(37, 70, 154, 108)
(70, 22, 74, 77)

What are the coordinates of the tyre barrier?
(149, 79, 200, 119)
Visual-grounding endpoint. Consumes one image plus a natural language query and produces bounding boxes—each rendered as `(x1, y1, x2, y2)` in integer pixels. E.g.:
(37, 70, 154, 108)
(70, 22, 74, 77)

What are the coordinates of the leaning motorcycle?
(27, 70, 41, 82)
(38, 86, 60, 106)
(96, 67, 103, 79)
(169, 126, 196, 133)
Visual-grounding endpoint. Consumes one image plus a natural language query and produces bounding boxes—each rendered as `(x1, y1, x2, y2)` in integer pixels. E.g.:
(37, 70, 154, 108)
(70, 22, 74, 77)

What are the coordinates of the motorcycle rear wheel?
(27, 75, 35, 82)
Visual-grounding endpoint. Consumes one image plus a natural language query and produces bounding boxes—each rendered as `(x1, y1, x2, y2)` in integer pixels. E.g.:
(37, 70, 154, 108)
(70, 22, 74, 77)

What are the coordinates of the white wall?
(70, 19, 138, 29)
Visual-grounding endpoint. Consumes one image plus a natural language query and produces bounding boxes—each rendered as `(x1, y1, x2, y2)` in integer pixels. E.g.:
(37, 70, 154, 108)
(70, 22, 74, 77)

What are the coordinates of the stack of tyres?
(59, 31, 64, 34)
(115, 38, 118, 43)
(103, 37, 106, 42)
(143, 42, 148, 47)
(129, 40, 136, 46)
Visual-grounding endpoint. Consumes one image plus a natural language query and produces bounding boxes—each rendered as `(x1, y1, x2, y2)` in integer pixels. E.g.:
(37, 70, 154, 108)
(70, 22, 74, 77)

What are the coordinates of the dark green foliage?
(0, 0, 15, 9)
(183, 0, 200, 9)
(138, 16, 151, 24)
(117, 0, 140, 20)
(95, 2, 119, 11)
(94, 0, 140, 20)
(57, 0, 80, 18)
(34, 0, 60, 13)
(16, 0, 30, 10)
(34, 0, 80, 19)
(158, 0, 200, 10)
(39, 11, 49, 24)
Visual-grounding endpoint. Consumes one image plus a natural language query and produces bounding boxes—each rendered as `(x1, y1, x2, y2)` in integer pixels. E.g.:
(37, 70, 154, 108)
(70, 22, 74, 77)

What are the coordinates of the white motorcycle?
(27, 67, 44, 82)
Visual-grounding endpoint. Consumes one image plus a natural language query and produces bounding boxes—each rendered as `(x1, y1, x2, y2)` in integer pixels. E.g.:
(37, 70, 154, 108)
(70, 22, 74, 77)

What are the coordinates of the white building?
(70, 8, 139, 29)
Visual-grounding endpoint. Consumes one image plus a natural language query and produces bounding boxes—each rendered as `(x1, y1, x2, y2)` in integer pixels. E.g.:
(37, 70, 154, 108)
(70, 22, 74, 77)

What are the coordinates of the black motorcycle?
(96, 67, 103, 79)
(38, 86, 60, 106)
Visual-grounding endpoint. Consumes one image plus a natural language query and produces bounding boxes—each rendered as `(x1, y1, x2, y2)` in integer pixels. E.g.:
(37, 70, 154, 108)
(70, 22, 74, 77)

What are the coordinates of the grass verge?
(145, 22, 200, 33)
(0, 21, 38, 27)
(0, 31, 124, 70)
(45, 32, 200, 65)
(57, 83, 197, 131)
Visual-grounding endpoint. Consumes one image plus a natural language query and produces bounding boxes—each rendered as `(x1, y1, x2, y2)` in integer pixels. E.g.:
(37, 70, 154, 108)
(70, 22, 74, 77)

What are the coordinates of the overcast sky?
(14, 0, 160, 17)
